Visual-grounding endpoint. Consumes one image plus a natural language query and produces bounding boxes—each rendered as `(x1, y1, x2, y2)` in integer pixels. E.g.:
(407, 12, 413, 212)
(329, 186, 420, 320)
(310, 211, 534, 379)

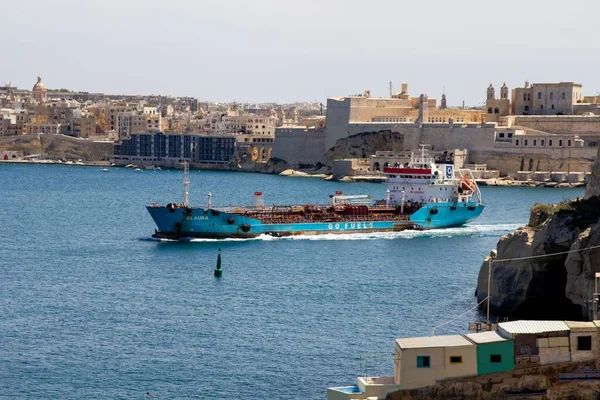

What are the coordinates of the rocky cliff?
(476, 147, 600, 320)
(0, 134, 113, 161)
(321, 130, 404, 167)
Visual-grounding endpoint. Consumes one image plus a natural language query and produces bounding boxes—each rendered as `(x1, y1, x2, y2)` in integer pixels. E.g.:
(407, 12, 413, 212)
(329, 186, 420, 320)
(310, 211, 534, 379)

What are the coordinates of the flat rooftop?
(396, 335, 473, 349)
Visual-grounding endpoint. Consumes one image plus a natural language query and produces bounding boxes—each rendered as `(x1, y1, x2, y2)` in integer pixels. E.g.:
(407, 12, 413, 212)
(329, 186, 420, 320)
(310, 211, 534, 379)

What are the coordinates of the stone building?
(512, 82, 583, 115)
(71, 112, 96, 138)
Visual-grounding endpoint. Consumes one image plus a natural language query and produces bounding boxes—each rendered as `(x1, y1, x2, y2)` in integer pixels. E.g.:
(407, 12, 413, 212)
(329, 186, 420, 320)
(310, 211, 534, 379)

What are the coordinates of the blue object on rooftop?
(335, 386, 362, 393)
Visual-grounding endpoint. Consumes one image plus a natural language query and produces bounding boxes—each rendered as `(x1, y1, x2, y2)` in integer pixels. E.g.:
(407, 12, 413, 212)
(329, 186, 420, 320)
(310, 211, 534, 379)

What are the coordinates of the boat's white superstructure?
(383, 145, 483, 207)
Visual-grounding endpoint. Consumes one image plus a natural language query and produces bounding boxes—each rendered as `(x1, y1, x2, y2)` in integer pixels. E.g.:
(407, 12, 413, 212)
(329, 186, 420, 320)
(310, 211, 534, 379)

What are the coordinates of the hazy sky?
(4, 0, 599, 105)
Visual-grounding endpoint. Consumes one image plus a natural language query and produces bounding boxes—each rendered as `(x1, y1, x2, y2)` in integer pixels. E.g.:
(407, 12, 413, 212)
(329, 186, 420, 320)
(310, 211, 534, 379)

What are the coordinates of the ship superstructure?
(147, 147, 484, 239)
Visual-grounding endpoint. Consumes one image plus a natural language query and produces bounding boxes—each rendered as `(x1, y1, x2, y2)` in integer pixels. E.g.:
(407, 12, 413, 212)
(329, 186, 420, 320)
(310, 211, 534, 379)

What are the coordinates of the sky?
(3, 0, 600, 105)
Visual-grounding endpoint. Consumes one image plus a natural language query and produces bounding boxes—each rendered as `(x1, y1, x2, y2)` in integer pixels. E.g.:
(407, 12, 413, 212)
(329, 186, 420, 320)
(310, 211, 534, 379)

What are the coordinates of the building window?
(562, 92, 566, 100)
(525, 140, 528, 146)
(550, 92, 554, 99)
(499, 133, 505, 138)
(494, 107, 499, 114)
(487, 107, 493, 114)
(568, 140, 572, 146)
(533, 140, 537, 146)
(490, 354, 502, 363)
(559, 140, 563, 146)
(549, 140, 553, 146)
(541, 140, 545, 146)
(538, 92, 542, 100)
(552, 104, 555, 110)
(417, 356, 430, 368)
(508, 133, 513, 138)
(524, 105, 529, 112)
(449, 356, 463, 364)
(541, 105, 544, 110)
(527, 93, 531, 101)
(523, 93, 527, 101)
(577, 336, 592, 351)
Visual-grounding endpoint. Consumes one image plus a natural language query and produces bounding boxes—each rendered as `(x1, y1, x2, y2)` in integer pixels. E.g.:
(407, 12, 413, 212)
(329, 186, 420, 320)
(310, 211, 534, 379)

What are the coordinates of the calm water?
(0, 164, 584, 399)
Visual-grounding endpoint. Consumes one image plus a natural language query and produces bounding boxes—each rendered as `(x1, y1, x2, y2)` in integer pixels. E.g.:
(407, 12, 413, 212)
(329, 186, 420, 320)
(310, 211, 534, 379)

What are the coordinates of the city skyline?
(4, 0, 600, 105)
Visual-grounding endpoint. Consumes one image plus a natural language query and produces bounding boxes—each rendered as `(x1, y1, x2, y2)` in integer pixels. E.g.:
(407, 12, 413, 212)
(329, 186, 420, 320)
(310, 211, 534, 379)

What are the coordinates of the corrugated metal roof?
(464, 331, 509, 344)
(498, 320, 569, 335)
(396, 335, 474, 349)
(565, 321, 597, 330)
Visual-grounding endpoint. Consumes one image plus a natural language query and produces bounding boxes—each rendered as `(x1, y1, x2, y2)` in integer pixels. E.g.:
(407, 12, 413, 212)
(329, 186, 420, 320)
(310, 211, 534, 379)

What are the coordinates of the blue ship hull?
(147, 202, 484, 239)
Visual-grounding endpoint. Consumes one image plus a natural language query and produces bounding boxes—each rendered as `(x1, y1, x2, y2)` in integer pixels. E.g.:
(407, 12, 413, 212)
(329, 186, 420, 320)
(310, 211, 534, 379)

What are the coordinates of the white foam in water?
(181, 223, 522, 243)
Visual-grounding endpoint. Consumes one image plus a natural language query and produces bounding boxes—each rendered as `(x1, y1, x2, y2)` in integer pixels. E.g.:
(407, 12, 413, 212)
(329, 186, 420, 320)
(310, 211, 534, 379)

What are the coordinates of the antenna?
(182, 161, 190, 207)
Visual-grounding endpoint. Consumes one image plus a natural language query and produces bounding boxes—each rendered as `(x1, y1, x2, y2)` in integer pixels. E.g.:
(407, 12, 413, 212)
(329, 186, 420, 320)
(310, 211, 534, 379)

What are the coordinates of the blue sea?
(0, 164, 584, 399)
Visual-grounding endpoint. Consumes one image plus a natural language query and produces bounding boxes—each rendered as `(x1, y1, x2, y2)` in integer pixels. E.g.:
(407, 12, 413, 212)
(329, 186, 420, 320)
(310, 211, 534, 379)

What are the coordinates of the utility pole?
(487, 258, 492, 326)
(594, 273, 600, 320)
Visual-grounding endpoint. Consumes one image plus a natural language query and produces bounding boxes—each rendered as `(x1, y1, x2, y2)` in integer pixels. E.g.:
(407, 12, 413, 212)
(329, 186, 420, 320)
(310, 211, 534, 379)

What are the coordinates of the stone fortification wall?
(271, 127, 326, 168)
(511, 115, 600, 138)
(470, 148, 597, 176)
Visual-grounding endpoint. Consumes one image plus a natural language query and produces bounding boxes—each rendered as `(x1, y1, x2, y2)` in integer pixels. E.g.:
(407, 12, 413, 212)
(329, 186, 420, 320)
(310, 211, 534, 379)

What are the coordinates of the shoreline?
(1, 160, 589, 188)
(0, 159, 110, 167)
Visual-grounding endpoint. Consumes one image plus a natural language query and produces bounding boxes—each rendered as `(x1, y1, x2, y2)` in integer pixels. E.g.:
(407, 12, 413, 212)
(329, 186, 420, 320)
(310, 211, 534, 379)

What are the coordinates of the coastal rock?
(547, 382, 600, 400)
(476, 147, 600, 319)
(0, 133, 112, 161)
(322, 130, 404, 167)
(585, 150, 600, 198)
(261, 157, 291, 174)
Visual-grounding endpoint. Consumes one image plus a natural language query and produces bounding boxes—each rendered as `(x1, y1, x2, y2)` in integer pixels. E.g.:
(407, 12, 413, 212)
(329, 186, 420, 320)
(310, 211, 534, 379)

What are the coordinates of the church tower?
(500, 83, 509, 99)
(486, 84, 495, 100)
(440, 93, 447, 109)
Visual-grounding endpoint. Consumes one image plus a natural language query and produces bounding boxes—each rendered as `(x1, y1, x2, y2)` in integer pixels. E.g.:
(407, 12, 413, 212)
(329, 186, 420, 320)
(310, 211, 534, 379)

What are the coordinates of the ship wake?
(150, 223, 521, 242)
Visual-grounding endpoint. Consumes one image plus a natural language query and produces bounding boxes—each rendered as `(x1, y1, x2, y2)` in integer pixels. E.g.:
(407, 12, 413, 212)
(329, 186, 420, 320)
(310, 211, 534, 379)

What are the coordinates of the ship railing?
(455, 168, 483, 204)
(255, 213, 411, 224)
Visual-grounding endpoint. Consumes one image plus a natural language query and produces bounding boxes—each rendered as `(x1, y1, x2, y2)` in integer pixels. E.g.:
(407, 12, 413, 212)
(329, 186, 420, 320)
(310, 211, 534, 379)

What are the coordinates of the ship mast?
(182, 161, 190, 207)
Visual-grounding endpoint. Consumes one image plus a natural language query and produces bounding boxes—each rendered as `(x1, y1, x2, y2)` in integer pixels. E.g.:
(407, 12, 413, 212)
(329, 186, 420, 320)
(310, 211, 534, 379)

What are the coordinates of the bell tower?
(486, 84, 495, 100)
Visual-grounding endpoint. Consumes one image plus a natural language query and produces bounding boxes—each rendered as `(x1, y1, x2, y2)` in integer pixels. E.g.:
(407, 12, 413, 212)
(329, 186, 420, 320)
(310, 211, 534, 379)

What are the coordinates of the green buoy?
(214, 248, 223, 277)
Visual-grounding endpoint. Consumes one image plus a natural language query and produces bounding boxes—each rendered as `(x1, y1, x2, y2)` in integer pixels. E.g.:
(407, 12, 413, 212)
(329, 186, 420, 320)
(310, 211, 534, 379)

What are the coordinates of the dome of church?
(32, 76, 47, 91)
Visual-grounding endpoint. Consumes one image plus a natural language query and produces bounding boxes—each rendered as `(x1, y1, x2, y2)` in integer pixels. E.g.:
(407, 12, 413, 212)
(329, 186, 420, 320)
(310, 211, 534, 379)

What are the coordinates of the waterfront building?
(113, 132, 236, 167)
(566, 321, 599, 362)
(394, 335, 477, 389)
(0, 150, 23, 160)
(464, 331, 514, 375)
(328, 320, 600, 399)
(498, 320, 571, 367)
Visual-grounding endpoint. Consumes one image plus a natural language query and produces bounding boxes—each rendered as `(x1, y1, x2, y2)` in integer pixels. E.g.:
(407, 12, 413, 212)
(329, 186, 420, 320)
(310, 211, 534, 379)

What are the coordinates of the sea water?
(0, 164, 584, 399)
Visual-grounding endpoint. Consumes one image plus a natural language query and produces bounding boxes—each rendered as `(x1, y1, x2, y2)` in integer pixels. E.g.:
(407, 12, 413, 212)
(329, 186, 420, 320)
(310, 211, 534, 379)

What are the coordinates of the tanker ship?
(147, 147, 484, 239)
